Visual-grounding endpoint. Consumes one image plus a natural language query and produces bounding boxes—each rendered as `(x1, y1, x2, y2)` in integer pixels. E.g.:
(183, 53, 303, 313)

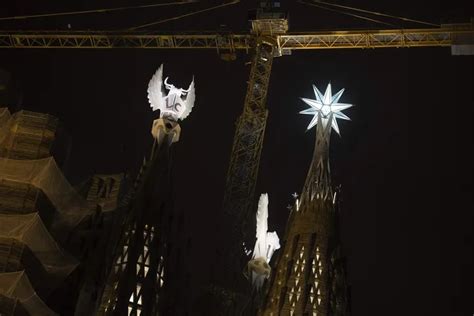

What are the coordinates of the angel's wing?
(180, 77, 195, 120)
(256, 193, 268, 239)
(265, 231, 280, 262)
(253, 193, 269, 258)
(147, 64, 166, 112)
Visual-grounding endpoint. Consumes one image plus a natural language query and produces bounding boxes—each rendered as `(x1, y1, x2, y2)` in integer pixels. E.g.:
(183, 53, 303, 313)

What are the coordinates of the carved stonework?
(151, 118, 181, 145)
(261, 83, 352, 316)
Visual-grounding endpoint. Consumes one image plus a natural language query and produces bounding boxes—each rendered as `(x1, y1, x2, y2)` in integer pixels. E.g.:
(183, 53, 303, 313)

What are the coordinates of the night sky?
(1, 1, 473, 315)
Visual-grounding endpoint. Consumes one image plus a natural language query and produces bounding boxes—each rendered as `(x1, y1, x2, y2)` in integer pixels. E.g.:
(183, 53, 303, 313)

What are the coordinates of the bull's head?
(164, 77, 190, 96)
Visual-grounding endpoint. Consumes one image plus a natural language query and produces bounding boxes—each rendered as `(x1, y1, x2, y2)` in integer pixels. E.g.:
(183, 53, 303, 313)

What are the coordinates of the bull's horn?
(164, 77, 172, 88)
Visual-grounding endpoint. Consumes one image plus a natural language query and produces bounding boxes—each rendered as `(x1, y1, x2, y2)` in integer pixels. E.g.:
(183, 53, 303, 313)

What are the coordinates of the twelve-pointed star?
(300, 83, 353, 135)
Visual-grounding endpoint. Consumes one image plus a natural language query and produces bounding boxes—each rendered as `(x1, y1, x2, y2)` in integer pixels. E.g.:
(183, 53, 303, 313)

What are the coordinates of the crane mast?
(223, 38, 272, 236)
(223, 6, 288, 246)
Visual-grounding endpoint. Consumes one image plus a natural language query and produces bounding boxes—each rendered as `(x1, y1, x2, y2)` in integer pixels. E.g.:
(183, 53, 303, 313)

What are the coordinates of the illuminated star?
(300, 83, 353, 135)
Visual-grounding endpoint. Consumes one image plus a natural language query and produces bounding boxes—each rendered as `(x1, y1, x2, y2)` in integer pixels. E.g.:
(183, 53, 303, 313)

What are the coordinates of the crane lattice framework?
(223, 36, 273, 230)
(1, 24, 473, 49)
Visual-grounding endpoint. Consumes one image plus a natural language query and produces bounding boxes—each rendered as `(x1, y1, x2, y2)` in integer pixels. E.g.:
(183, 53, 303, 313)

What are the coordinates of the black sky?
(1, 1, 473, 315)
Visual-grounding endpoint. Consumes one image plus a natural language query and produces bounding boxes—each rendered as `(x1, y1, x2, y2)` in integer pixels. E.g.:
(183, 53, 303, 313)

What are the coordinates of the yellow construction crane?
(1, 1, 473, 256)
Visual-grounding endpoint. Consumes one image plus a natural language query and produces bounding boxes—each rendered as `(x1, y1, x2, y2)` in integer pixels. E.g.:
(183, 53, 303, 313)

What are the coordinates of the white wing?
(265, 231, 280, 262)
(253, 193, 269, 259)
(147, 64, 166, 112)
(256, 193, 268, 239)
(180, 77, 195, 120)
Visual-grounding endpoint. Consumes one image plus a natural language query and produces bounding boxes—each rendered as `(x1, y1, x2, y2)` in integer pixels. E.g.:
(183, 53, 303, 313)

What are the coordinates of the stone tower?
(97, 63, 196, 316)
(261, 83, 351, 316)
(97, 119, 180, 316)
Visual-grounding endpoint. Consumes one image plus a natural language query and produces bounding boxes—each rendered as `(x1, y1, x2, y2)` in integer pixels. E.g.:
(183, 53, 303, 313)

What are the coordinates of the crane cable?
(310, 0, 440, 27)
(0, 1, 197, 21)
(299, 1, 396, 27)
(129, 0, 240, 30)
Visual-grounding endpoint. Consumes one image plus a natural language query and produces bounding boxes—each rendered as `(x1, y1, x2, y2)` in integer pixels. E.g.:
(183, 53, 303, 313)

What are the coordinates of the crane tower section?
(223, 6, 287, 245)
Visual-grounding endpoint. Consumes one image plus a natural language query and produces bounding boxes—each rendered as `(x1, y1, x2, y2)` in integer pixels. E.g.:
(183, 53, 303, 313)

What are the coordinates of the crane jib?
(0, 25, 473, 53)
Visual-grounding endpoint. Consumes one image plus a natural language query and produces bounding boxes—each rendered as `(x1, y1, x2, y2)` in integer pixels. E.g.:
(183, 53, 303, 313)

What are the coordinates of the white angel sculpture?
(147, 64, 195, 121)
(246, 193, 281, 291)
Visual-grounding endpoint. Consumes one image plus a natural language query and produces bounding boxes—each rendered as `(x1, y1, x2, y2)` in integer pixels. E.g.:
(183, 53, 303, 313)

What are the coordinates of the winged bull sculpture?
(147, 64, 195, 121)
